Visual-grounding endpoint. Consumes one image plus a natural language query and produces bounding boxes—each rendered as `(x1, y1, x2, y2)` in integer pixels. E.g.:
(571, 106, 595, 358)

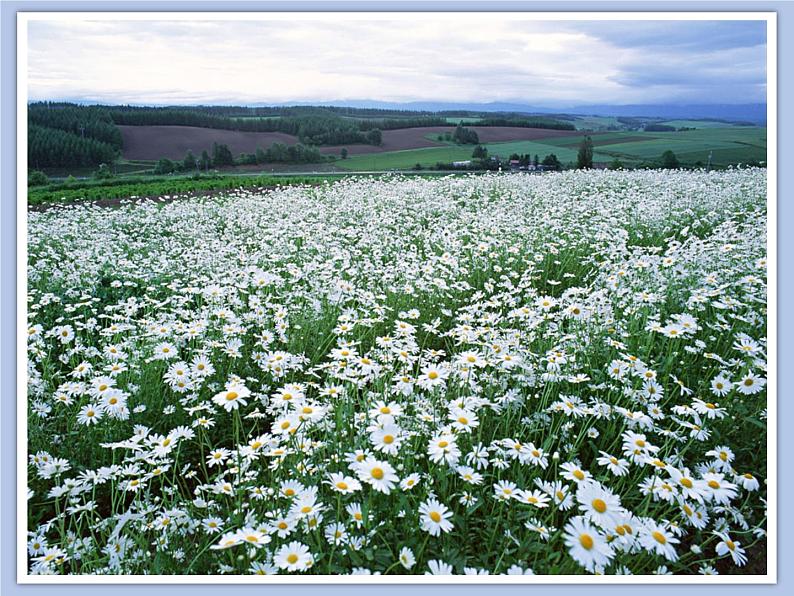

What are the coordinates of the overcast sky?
(26, 16, 767, 106)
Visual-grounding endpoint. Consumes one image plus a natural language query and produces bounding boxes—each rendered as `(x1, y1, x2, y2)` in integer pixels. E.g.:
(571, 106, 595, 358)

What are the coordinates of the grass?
(658, 119, 751, 129)
(593, 128, 767, 166)
(334, 127, 767, 170)
(335, 146, 479, 170)
(444, 117, 482, 124)
(571, 116, 624, 131)
(27, 174, 331, 206)
(537, 132, 653, 148)
(336, 139, 618, 170)
(40, 159, 158, 179)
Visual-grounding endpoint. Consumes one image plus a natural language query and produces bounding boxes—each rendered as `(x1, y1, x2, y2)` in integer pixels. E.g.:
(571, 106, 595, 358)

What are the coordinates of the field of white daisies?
(26, 169, 768, 576)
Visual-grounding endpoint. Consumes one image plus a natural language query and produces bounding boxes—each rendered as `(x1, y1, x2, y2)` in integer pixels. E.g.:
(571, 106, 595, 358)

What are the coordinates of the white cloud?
(26, 17, 766, 106)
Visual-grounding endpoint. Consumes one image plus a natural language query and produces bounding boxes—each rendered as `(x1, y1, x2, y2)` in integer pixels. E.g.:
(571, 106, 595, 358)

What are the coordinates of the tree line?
(474, 116, 575, 131)
(28, 103, 123, 168)
(28, 124, 119, 168)
(109, 109, 386, 145)
(28, 103, 123, 148)
(153, 141, 328, 174)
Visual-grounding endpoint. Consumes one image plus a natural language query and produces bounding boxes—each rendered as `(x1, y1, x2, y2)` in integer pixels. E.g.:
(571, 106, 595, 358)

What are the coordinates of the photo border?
(3, 3, 785, 592)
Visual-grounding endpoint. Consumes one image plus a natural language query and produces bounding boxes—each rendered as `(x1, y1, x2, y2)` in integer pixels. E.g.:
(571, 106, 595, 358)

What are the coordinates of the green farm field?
(336, 126, 766, 170)
(571, 115, 624, 130)
(444, 117, 483, 124)
(593, 128, 766, 166)
(658, 119, 751, 129)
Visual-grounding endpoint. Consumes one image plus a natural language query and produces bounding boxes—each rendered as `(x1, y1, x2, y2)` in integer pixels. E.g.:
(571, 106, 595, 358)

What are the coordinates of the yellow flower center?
(287, 554, 299, 564)
(573, 470, 585, 481)
(652, 531, 667, 545)
(428, 371, 439, 380)
(429, 511, 442, 523)
(579, 534, 594, 550)
(225, 391, 238, 401)
(371, 467, 384, 480)
(592, 499, 607, 513)
(383, 435, 395, 444)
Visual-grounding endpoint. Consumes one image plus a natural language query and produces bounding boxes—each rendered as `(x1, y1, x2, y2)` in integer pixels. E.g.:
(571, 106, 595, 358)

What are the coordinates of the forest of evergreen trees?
(28, 104, 122, 168)
(475, 116, 575, 130)
(28, 103, 123, 148)
(28, 124, 119, 168)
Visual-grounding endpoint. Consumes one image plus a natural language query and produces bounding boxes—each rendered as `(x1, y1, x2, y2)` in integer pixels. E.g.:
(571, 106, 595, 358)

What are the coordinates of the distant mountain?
(263, 100, 767, 124)
(552, 103, 767, 123)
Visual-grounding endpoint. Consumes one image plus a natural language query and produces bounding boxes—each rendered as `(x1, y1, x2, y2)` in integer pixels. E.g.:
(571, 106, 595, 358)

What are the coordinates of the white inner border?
(16, 10, 778, 585)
